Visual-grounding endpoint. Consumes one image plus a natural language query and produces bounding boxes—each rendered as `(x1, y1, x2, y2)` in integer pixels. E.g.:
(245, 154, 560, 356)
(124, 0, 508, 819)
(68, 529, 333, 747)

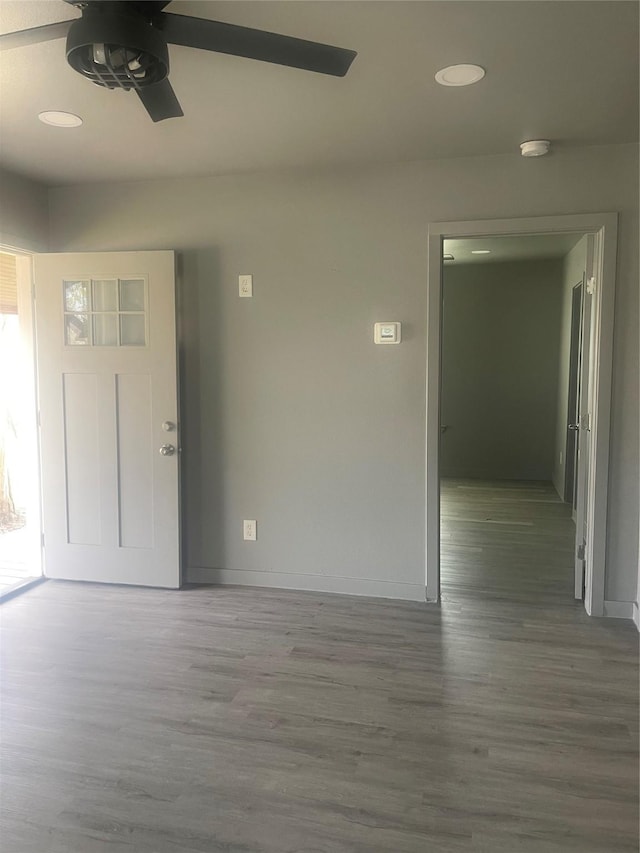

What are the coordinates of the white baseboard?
(602, 599, 635, 620)
(187, 567, 426, 602)
(633, 602, 639, 632)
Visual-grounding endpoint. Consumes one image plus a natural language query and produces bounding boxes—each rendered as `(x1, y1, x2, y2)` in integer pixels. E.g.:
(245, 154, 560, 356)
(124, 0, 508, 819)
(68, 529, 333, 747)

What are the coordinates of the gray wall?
(46, 143, 639, 604)
(441, 260, 563, 481)
(0, 168, 49, 252)
(552, 237, 589, 498)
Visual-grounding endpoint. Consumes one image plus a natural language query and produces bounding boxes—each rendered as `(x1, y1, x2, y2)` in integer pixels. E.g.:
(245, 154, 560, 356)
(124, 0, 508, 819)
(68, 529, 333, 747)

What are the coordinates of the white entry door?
(34, 251, 180, 588)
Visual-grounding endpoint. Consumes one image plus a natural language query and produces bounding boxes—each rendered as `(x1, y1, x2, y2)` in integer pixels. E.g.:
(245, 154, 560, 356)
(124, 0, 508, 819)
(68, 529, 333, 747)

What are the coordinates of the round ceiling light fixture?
(38, 110, 83, 128)
(520, 139, 550, 157)
(435, 64, 485, 87)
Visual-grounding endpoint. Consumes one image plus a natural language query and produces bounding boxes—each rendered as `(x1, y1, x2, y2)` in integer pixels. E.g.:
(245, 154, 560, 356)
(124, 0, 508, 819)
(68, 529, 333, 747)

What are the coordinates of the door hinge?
(577, 542, 586, 561)
(586, 276, 596, 295)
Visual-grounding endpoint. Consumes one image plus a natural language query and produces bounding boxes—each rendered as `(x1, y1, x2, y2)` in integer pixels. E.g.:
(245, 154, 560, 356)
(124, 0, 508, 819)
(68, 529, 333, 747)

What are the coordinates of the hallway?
(440, 479, 575, 605)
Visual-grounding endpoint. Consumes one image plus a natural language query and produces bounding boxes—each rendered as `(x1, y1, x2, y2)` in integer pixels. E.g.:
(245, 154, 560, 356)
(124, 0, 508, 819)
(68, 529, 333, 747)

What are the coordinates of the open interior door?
(573, 237, 595, 600)
(34, 251, 180, 588)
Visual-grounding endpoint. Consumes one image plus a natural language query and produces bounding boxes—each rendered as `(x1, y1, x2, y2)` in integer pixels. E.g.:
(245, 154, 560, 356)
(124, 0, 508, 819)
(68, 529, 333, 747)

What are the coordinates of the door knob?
(159, 444, 176, 456)
(568, 424, 580, 431)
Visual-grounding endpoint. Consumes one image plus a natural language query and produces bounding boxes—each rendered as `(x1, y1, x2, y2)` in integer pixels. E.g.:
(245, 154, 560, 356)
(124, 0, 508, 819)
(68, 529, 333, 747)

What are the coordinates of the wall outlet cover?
(239, 275, 253, 297)
(243, 519, 257, 541)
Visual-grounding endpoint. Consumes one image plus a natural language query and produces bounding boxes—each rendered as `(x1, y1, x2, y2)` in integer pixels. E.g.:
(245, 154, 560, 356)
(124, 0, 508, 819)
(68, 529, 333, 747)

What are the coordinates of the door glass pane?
(93, 313, 118, 346)
(120, 314, 145, 346)
(65, 314, 90, 345)
(120, 279, 145, 311)
(92, 279, 118, 312)
(64, 281, 90, 312)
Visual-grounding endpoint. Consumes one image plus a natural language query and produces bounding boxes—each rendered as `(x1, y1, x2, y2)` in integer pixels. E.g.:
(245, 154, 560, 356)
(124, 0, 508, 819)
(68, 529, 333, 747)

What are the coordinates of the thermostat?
(374, 322, 401, 344)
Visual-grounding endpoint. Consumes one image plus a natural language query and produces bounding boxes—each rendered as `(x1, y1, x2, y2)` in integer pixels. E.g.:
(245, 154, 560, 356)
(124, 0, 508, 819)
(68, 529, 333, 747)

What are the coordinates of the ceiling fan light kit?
(66, 5, 171, 90)
(0, 0, 357, 123)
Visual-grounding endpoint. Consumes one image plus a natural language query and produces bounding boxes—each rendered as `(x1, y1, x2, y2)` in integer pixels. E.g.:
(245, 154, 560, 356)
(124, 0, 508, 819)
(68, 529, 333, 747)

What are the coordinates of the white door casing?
(34, 251, 180, 588)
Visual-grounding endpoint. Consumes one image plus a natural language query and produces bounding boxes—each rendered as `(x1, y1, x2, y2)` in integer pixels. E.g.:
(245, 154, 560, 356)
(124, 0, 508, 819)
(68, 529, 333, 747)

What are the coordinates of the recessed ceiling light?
(38, 111, 83, 128)
(435, 64, 485, 87)
(471, 249, 491, 254)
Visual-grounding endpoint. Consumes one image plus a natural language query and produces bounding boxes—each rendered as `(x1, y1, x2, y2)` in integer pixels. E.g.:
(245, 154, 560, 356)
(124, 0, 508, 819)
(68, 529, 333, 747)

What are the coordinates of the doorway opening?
(0, 250, 42, 597)
(438, 233, 588, 605)
(426, 213, 618, 617)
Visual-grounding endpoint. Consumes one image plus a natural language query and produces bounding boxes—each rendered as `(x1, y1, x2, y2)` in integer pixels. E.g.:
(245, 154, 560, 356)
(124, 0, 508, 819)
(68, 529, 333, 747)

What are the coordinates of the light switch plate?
(374, 322, 401, 344)
(239, 275, 253, 297)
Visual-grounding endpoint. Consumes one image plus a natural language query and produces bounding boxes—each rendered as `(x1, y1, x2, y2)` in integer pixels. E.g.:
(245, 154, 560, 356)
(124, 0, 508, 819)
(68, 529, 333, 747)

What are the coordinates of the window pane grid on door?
(120, 279, 145, 311)
(93, 313, 118, 346)
(64, 312, 91, 346)
(64, 278, 146, 346)
(92, 279, 118, 312)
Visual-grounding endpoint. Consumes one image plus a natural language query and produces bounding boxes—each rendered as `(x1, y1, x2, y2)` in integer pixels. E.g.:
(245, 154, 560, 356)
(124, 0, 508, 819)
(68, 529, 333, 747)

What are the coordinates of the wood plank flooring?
(440, 479, 576, 604)
(0, 481, 638, 852)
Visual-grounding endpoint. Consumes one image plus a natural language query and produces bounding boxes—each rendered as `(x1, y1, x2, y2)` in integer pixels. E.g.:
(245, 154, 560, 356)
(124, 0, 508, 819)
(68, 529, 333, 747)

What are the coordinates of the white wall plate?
(239, 275, 253, 297)
(374, 322, 401, 344)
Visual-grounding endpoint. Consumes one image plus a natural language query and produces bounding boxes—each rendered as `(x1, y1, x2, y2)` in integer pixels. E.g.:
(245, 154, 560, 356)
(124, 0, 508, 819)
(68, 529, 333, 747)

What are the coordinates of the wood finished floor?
(1, 481, 638, 852)
(440, 479, 576, 604)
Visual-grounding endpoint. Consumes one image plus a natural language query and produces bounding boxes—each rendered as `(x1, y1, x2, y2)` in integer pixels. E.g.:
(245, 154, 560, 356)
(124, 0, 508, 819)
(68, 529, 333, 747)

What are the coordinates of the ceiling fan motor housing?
(66, 5, 169, 90)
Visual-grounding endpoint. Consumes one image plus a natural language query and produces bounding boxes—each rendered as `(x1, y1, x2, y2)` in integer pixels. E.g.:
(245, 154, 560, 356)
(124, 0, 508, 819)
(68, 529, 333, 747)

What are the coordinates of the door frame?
(425, 212, 618, 616)
(0, 246, 43, 587)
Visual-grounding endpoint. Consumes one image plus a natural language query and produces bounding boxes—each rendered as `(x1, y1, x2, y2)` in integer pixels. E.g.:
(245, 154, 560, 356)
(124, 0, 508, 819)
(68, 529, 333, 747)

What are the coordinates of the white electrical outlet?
(239, 275, 253, 297)
(243, 519, 257, 541)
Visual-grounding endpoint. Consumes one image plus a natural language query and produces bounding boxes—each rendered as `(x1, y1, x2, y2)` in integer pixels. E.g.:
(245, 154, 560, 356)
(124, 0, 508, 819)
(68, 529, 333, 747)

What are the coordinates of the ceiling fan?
(0, 0, 357, 122)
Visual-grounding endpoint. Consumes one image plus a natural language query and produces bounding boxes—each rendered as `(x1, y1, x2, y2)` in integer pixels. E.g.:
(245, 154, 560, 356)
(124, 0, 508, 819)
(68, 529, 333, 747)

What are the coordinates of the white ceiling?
(0, 1, 638, 186)
(443, 234, 583, 265)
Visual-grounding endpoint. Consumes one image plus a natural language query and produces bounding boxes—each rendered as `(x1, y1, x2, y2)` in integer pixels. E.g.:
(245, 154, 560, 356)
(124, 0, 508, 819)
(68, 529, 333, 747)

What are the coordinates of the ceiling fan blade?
(158, 13, 357, 77)
(62, 0, 172, 13)
(135, 79, 184, 122)
(0, 19, 75, 51)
